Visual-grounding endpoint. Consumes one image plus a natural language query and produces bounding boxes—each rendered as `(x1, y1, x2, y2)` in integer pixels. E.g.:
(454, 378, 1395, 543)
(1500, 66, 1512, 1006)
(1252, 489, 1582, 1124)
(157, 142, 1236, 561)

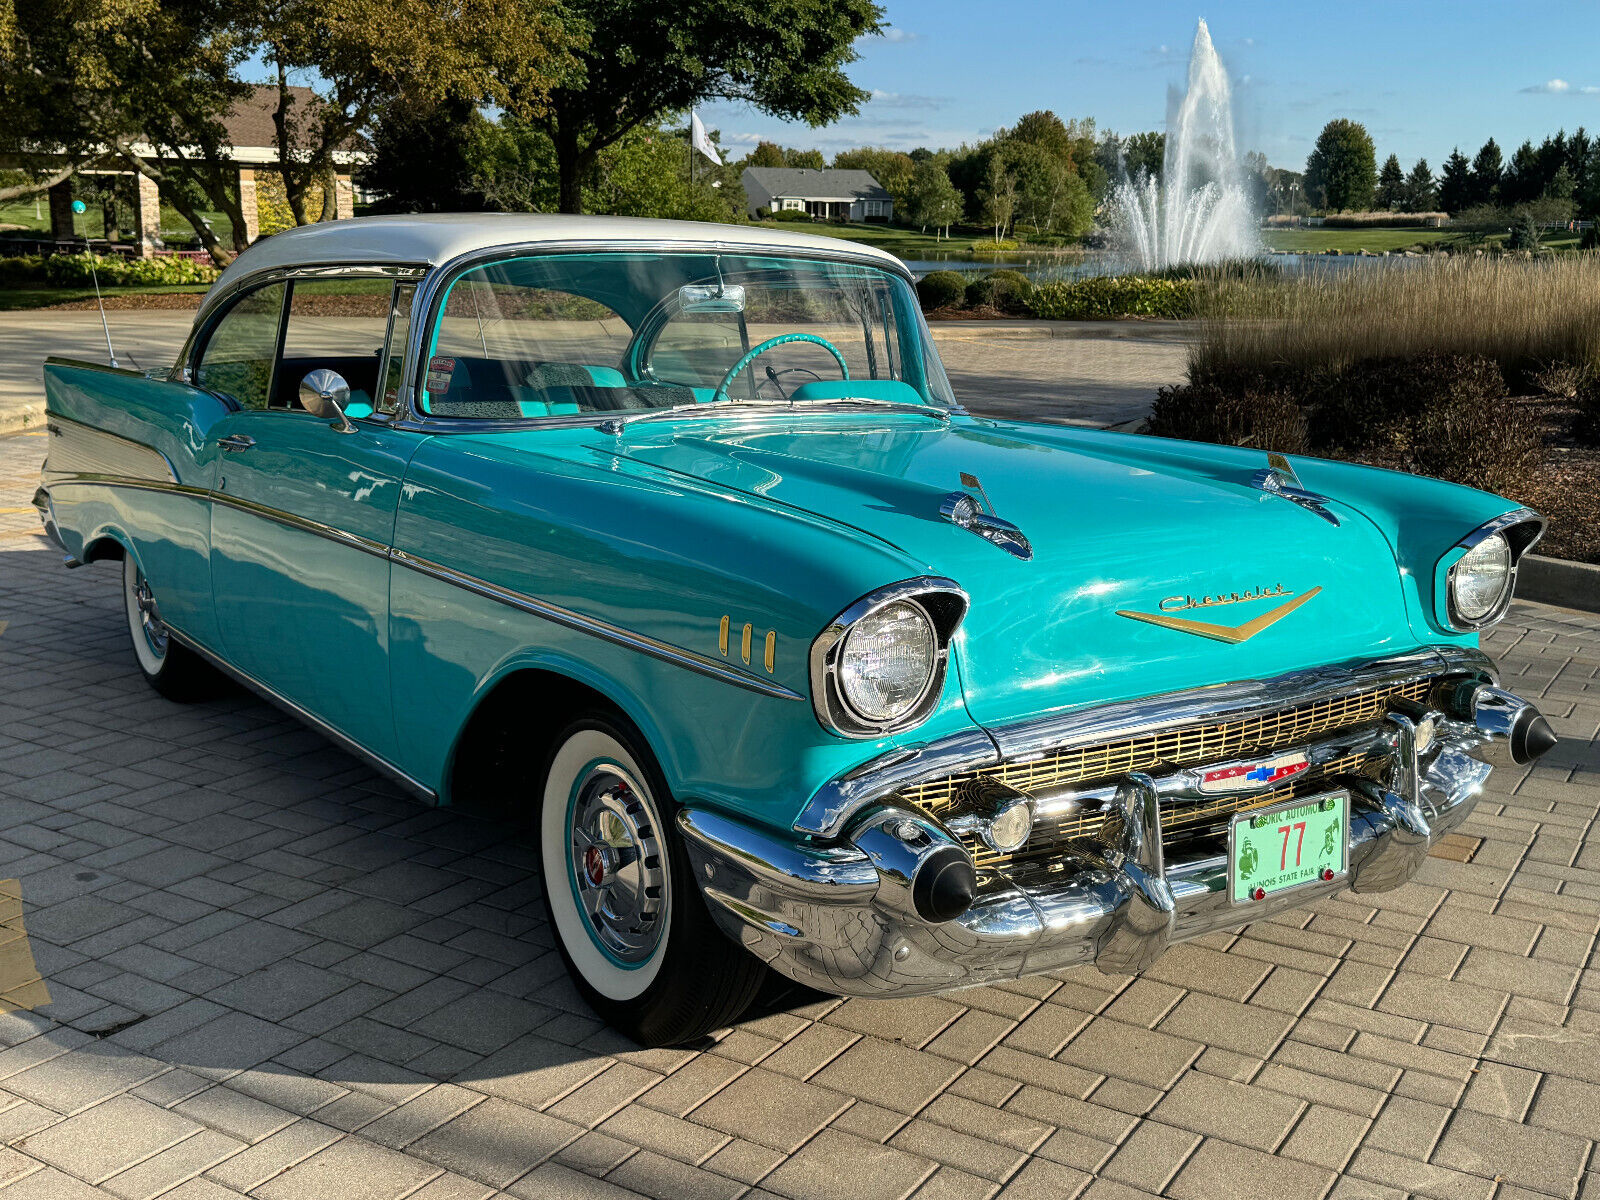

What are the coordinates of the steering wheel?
(714, 333, 849, 403)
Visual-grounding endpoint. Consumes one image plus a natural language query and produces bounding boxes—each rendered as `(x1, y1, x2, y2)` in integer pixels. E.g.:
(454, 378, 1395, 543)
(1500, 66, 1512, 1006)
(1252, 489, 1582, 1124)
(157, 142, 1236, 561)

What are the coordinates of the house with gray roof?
(740, 167, 892, 223)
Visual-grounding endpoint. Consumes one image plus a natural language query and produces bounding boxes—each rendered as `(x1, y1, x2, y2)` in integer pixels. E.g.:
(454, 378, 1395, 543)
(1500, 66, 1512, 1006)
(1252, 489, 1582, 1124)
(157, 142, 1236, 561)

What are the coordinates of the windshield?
(418, 251, 956, 421)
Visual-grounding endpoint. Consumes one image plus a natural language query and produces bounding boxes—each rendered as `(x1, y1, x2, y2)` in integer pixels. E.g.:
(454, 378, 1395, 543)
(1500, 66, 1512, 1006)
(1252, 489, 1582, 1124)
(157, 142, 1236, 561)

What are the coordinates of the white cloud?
(878, 25, 918, 43)
(868, 88, 944, 110)
(1523, 78, 1572, 93)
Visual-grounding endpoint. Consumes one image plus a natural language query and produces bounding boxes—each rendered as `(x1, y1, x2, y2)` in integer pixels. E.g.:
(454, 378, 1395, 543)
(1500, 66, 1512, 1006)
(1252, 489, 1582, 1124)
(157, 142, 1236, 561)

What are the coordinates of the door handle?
(217, 434, 256, 453)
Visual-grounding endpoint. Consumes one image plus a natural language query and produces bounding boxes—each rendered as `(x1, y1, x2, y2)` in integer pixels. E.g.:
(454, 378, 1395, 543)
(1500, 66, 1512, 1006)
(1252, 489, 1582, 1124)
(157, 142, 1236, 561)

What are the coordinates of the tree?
(1500, 140, 1541, 207)
(745, 141, 786, 168)
(1403, 159, 1436, 212)
(1438, 148, 1472, 214)
(1470, 138, 1503, 207)
(786, 148, 825, 169)
(980, 154, 1017, 240)
(503, 0, 882, 213)
(1304, 119, 1377, 212)
(831, 146, 915, 213)
(1123, 131, 1166, 180)
(360, 96, 491, 212)
(246, 0, 576, 225)
(1375, 154, 1404, 210)
(904, 159, 960, 235)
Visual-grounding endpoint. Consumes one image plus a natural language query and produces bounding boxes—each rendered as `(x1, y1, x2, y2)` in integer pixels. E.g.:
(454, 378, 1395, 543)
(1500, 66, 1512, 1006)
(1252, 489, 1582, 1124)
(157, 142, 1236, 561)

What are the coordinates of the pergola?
(36, 85, 365, 257)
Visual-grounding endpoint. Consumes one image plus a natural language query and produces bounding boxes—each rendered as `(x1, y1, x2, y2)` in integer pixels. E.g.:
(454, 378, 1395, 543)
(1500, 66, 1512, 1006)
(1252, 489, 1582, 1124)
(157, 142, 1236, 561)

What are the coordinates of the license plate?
(1229, 790, 1349, 904)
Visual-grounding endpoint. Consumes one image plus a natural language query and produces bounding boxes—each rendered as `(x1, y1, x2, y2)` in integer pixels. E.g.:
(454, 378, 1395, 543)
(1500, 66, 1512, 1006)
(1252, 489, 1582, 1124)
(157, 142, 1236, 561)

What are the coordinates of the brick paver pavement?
(0, 429, 1595, 1200)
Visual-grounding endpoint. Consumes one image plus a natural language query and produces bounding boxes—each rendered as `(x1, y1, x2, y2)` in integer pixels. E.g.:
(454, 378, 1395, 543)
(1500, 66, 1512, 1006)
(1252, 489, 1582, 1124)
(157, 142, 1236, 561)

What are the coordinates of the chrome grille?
(904, 676, 1434, 869)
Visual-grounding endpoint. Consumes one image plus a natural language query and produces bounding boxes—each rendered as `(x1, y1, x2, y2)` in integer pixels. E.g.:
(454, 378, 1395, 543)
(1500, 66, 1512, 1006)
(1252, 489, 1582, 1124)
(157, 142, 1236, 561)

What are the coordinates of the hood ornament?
(1251, 453, 1340, 527)
(940, 472, 1032, 561)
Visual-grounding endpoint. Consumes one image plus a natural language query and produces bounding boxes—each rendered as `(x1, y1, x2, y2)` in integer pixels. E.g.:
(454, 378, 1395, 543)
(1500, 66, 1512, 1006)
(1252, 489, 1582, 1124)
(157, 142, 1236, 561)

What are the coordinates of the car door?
(194, 274, 425, 765)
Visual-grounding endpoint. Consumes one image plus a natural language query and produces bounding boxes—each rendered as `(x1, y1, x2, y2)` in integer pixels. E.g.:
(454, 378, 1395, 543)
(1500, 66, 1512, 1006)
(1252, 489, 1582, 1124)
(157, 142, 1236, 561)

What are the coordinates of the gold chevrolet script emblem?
(1116, 586, 1322, 645)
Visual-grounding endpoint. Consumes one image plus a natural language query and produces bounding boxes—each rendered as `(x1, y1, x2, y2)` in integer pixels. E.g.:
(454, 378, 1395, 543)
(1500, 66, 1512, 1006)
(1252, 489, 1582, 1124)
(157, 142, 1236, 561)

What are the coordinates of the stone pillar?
(334, 173, 355, 220)
(133, 170, 163, 258)
(48, 180, 75, 241)
(238, 167, 261, 245)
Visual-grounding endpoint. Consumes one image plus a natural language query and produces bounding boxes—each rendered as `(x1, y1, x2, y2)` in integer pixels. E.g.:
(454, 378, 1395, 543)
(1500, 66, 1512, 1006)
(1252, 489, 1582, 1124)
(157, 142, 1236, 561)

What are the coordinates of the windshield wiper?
(595, 395, 950, 435)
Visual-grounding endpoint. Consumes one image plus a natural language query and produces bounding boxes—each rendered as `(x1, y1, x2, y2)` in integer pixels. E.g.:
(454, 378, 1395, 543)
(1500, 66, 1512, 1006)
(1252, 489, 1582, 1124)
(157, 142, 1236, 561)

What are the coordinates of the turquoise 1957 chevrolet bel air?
(35, 215, 1557, 1046)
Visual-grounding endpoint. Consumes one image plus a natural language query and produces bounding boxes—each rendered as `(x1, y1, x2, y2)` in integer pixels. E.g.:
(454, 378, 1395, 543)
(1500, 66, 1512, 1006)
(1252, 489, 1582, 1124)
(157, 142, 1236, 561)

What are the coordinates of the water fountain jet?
(1112, 19, 1258, 270)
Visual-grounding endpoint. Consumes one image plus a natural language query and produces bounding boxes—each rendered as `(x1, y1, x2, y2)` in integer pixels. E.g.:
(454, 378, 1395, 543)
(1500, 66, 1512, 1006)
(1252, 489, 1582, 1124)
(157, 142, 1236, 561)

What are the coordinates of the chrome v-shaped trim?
(1250, 453, 1340, 527)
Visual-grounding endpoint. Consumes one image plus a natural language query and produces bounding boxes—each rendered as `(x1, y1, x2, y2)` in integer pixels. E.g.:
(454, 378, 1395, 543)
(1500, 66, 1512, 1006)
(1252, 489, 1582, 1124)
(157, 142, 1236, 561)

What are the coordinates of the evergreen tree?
(1501, 140, 1541, 206)
(1438, 148, 1472, 214)
(1375, 153, 1404, 209)
(1470, 138, 1503, 207)
(1403, 159, 1436, 212)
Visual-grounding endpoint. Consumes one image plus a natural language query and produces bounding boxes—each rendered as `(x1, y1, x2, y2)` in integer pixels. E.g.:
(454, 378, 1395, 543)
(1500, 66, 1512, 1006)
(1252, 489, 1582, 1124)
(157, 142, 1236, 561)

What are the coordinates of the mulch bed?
(47, 293, 205, 310)
(1345, 396, 1599, 565)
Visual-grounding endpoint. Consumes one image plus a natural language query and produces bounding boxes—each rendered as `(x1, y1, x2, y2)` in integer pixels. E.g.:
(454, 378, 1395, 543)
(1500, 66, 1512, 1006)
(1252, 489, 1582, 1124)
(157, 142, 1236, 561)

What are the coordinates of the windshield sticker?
(426, 356, 455, 394)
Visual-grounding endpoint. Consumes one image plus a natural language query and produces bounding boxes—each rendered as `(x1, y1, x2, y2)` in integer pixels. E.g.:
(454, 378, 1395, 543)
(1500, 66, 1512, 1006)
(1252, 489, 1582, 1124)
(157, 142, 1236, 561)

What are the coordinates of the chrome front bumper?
(679, 651, 1554, 999)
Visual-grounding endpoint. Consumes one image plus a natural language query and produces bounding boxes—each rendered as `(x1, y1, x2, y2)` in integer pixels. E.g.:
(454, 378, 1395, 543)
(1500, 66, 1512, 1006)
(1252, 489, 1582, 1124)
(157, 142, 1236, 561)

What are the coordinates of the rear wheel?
(122, 557, 223, 702)
(538, 715, 765, 1046)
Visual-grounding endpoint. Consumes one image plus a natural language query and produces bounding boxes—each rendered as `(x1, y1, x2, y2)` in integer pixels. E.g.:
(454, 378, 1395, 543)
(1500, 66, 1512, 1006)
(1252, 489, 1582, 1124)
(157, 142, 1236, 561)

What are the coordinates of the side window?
(377, 283, 416, 414)
(195, 283, 287, 411)
(277, 279, 394, 414)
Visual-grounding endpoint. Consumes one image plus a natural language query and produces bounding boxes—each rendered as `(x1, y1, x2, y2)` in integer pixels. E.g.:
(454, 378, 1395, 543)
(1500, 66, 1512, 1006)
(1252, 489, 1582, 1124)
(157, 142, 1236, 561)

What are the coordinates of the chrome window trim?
(176, 263, 431, 378)
(795, 644, 1498, 836)
(43, 474, 800, 702)
(808, 576, 969, 740)
(393, 239, 922, 432)
(1442, 507, 1545, 632)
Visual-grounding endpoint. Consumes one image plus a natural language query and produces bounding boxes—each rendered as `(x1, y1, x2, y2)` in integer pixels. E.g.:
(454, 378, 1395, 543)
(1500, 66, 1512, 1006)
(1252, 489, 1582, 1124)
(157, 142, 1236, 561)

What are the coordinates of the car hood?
(599, 414, 1423, 728)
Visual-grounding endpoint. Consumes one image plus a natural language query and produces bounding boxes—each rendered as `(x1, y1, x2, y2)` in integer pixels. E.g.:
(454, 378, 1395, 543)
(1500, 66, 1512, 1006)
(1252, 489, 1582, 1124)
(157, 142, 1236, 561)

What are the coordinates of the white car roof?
(211, 212, 906, 291)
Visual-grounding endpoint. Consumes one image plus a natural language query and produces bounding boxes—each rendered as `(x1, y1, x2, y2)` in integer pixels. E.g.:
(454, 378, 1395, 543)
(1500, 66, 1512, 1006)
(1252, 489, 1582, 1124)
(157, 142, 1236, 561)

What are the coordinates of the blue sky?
(699, 1, 1600, 172)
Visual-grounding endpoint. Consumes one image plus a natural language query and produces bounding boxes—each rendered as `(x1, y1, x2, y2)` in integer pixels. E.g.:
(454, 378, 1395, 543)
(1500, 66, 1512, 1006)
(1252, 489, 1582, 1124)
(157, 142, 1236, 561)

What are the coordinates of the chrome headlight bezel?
(810, 578, 968, 738)
(1440, 509, 1545, 632)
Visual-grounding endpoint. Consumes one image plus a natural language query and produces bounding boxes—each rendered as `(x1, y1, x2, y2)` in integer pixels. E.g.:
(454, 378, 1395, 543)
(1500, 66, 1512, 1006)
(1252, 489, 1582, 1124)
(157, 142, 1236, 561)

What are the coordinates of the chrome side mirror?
(299, 369, 356, 433)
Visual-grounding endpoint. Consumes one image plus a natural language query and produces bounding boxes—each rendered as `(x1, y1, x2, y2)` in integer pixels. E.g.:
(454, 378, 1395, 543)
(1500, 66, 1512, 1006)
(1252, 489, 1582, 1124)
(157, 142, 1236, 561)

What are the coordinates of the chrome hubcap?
(569, 765, 665, 964)
(132, 570, 168, 658)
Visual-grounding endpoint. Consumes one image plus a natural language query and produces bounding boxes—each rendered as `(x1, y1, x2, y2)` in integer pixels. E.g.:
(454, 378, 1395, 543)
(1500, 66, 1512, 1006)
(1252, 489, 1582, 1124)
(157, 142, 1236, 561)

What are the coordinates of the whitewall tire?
(121, 555, 223, 702)
(537, 715, 766, 1046)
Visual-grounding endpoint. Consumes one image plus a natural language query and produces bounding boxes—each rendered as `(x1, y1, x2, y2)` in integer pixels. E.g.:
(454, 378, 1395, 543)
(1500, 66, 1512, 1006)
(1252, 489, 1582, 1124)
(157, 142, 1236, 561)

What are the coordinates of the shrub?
(1583, 224, 1600, 251)
(1410, 393, 1545, 495)
(1530, 359, 1588, 400)
(768, 209, 813, 222)
(963, 269, 1033, 314)
(1027, 275, 1195, 319)
(1309, 354, 1507, 452)
(1575, 375, 1600, 444)
(1506, 214, 1541, 253)
(1320, 211, 1449, 228)
(916, 270, 968, 311)
(1148, 379, 1310, 454)
(0, 252, 221, 287)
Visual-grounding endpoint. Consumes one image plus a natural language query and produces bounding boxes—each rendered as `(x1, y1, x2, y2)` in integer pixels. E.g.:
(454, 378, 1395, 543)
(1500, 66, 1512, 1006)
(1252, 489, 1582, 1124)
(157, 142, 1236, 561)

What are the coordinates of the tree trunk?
(555, 114, 583, 214)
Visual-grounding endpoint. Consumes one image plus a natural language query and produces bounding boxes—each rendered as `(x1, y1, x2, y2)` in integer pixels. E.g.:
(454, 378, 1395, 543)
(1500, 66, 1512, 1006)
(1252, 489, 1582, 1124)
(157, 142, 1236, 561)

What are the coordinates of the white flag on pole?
(690, 111, 722, 165)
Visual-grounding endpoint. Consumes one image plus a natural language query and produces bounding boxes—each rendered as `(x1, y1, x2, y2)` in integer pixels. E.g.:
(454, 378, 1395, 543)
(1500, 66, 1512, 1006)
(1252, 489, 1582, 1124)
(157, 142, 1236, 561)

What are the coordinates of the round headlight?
(1451, 532, 1513, 624)
(838, 600, 938, 724)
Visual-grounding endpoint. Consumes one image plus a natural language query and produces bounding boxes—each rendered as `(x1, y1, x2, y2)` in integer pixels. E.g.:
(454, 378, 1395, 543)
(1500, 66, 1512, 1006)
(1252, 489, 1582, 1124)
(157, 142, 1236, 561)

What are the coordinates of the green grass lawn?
(0, 199, 231, 247)
(0, 284, 210, 311)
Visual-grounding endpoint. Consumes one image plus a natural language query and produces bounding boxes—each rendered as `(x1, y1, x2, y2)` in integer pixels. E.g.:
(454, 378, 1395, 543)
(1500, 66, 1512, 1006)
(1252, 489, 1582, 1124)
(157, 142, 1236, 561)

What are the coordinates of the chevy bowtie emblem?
(1116, 586, 1322, 644)
(1200, 753, 1310, 794)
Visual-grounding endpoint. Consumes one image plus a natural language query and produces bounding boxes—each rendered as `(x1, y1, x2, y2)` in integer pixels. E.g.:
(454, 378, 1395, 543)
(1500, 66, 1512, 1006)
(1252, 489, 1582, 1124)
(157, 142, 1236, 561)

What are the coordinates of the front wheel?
(122, 556, 224, 702)
(538, 716, 765, 1046)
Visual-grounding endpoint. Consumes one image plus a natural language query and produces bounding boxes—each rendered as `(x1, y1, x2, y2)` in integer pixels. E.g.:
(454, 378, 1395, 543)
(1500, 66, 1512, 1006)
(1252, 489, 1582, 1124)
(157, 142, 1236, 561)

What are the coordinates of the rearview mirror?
(299, 369, 356, 433)
(679, 283, 746, 313)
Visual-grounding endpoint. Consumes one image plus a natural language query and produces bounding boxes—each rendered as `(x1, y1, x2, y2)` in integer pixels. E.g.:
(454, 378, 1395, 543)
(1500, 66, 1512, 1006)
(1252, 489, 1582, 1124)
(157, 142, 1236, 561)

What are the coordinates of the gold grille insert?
(905, 676, 1434, 869)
